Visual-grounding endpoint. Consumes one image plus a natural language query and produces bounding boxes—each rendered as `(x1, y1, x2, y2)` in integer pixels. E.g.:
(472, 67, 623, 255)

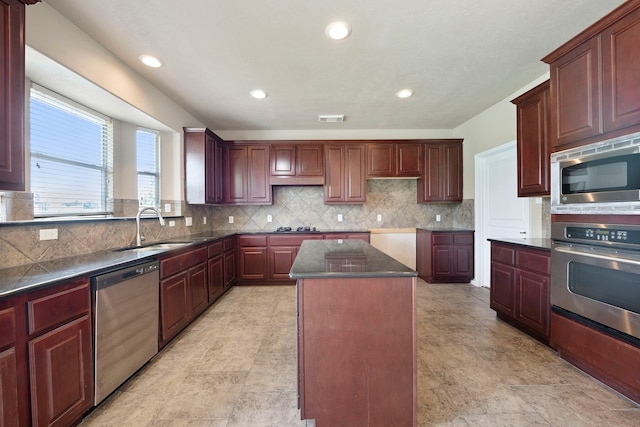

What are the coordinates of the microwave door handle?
(554, 245, 640, 266)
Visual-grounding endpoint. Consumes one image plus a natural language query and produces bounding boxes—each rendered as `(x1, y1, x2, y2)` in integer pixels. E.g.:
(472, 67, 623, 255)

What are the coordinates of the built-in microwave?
(551, 132, 640, 213)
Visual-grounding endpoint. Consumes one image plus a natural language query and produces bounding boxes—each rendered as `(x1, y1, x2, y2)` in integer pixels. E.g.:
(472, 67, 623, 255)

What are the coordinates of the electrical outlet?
(267, 214, 273, 223)
(229, 216, 234, 224)
(185, 217, 192, 226)
(337, 214, 343, 222)
(169, 220, 176, 227)
(203, 217, 207, 225)
(377, 214, 382, 222)
(436, 214, 441, 222)
(164, 203, 171, 213)
(39, 228, 58, 241)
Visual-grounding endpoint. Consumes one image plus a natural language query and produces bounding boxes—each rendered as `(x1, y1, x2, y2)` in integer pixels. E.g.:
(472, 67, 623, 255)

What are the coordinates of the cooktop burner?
(275, 226, 319, 233)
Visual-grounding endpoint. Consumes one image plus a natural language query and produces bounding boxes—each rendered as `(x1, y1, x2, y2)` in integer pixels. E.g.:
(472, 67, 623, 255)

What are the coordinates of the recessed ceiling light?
(138, 54, 164, 68)
(396, 89, 414, 99)
(325, 21, 351, 40)
(250, 89, 268, 99)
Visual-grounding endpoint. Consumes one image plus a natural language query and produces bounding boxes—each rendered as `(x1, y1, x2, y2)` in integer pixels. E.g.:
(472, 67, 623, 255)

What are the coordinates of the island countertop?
(290, 238, 417, 279)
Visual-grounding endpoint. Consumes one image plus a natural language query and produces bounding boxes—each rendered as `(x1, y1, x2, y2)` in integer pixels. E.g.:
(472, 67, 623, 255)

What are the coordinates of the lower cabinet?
(159, 245, 208, 347)
(237, 235, 268, 282)
(416, 229, 474, 283)
(223, 237, 236, 288)
(490, 241, 550, 344)
(208, 241, 225, 301)
(0, 301, 20, 427)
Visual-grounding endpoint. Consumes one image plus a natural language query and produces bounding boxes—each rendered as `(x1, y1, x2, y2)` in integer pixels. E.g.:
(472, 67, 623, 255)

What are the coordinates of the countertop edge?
(487, 237, 552, 251)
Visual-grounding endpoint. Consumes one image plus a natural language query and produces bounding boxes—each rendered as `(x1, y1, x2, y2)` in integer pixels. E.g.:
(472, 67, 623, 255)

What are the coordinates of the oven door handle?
(554, 245, 640, 266)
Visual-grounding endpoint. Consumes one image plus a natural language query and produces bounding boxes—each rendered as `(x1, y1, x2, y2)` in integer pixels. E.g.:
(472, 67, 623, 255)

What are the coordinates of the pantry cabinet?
(511, 80, 550, 197)
(543, 1, 640, 151)
(417, 140, 463, 203)
(0, 0, 39, 191)
(324, 144, 366, 204)
(223, 144, 272, 204)
(490, 241, 550, 344)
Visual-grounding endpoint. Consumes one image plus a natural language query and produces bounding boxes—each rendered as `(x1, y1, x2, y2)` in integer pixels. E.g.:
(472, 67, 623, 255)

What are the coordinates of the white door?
(474, 141, 530, 287)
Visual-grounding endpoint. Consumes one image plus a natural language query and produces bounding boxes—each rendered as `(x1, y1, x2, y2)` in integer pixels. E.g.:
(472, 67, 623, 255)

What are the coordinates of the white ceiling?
(42, 0, 626, 131)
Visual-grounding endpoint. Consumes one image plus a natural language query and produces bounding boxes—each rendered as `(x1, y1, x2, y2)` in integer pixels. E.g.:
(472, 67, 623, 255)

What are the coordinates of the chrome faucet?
(135, 207, 165, 247)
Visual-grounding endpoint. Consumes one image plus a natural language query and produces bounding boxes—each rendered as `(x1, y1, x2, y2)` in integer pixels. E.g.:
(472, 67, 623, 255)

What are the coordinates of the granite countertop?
(290, 239, 417, 279)
(487, 237, 552, 251)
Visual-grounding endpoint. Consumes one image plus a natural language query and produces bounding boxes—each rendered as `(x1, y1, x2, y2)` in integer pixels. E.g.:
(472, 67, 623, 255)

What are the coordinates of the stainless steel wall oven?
(551, 222, 640, 344)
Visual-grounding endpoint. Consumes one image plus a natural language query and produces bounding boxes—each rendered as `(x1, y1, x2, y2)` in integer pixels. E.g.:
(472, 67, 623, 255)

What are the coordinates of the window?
(137, 129, 160, 209)
(30, 85, 113, 217)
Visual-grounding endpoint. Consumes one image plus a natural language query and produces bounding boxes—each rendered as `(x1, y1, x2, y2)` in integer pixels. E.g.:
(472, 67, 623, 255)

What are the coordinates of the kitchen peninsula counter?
(487, 237, 551, 251)
(291, 239, 417, 427)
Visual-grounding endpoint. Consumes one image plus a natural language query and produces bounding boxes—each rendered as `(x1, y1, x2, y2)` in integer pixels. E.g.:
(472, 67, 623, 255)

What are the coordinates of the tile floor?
(80, 280, 640, 426)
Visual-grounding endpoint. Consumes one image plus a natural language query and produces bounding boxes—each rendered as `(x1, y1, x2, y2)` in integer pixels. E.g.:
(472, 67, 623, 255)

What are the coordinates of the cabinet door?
(366, 143, 395, 177)
(432, 245, 452, 278)
(297, 144, 324, 176)
(453, 245, 474, 279)
(208, 255, 224, 301)
(160, 272, 190, 343)
(419, 144, 443, 201)
(224, 250, 236, 288)
(550, 36, 602, 149)
(344, 144, 366, 203)
(0, 0, 26, 191)
(397, 143, 422, 177)
(0, 347, 19, 427)
(29, 316, 93, 427)
(247, 145, 271, 204)
(205, 133, 223, 204)
(271, 145, 296, 176)
(223, 145, 248, 203)
(324, 145, 345, 202)
(602, 8, 640, 133)
(238, 247, 268, 280)
(189, 263, 208, 317)
(442, 142, 463, 201)
(490, 262, 516, 317)
(513, 81, 550, 196)
(515, 270, 550, 336)
(269, 246, 297, 280)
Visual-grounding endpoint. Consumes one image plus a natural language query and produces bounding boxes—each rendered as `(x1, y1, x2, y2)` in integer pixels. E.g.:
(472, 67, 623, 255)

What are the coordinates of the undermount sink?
(114, 242, 192, 252)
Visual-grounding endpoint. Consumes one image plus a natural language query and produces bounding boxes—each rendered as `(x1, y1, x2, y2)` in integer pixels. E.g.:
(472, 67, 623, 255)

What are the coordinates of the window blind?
(136, 129, 160, 208)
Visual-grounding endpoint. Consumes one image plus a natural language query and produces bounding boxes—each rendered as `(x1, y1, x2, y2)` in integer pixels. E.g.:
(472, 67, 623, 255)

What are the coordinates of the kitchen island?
(290, 239, 418, 427)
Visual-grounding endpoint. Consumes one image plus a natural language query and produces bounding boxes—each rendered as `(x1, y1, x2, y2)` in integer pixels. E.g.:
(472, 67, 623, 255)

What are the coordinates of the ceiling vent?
(318, 114, 345, 123)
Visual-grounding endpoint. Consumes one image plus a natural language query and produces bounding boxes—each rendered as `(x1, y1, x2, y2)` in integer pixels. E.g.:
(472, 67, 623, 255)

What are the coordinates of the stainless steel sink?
(114, 242, 192, 252)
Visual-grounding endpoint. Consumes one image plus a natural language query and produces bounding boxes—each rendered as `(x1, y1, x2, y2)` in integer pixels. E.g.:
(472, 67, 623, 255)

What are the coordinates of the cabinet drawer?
(208, 241, 223, 258)
(454, 233, 473, 245)
(516, 249, 550, 274)
(491, 244, 515, 265)
(223, 237, 235, 252)
(432, 234, 453, 245)
(237, 235, 267, 246)
(0, 307, 16, 348)
(27, 281, 90, 336)
(161, 246, 207, 278)
(269, 234, 323, 246)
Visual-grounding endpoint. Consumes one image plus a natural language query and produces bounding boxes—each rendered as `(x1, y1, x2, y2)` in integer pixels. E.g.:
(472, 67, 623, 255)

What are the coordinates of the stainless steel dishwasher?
(92, 260, 160, 405)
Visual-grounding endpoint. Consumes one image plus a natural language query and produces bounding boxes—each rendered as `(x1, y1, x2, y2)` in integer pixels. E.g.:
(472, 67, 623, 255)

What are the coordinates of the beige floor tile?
(226, 391, 306, 427)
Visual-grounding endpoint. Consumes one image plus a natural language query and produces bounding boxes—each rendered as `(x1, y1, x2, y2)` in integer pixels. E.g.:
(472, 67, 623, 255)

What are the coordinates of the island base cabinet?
(29, 316, 93, 427)
(297, 277, 416, 426)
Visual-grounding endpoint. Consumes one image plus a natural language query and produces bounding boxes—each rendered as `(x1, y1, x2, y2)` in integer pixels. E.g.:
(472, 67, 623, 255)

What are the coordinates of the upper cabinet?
(543, 2, 640, 151)
(0, 0, 38, 191)
(223, 143, 272, 205)
(270, 142, 324, 185)
(417, 140, 463, 203)
(324, 143, 366, 204)
(511, 80, 550, 197)
(366, 142, 422, 178)
(184, 128, 224, 204)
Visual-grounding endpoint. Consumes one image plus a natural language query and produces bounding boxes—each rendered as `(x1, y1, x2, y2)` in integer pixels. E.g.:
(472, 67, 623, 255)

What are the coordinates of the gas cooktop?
(275, 226, 319, 233)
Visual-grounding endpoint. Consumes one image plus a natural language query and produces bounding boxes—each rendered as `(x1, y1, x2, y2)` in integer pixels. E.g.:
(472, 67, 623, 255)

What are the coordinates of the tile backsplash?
(0, 180, 474, 269)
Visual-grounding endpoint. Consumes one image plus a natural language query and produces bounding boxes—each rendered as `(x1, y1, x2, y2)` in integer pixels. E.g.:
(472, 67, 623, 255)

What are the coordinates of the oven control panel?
(565, 226, 640, 244)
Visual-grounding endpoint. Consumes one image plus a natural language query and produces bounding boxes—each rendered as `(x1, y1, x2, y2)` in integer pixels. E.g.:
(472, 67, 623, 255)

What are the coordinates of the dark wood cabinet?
(237, 235, 268, 282)
(511, 80, 550, 197)
(223, 237, 236, 289)
(27, 278, 93, 427)
(184, 128, 223, 204)
(0, 347, 19, 427)
(543, 2, 640, 151)
(416, 229, 473, 283)
(223, 144, 271, 204)
(490, 241, 550, 344)
(267, 234, 324, 283)
(159, 246, 208, 347)
(270, 143, 324, 185)
(417, 140, 463, 203)
(207, 241, 225, 302)
(0, 0, 37, 191)
(366, 142, 422, 178)
(324, 144, 366, 204)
